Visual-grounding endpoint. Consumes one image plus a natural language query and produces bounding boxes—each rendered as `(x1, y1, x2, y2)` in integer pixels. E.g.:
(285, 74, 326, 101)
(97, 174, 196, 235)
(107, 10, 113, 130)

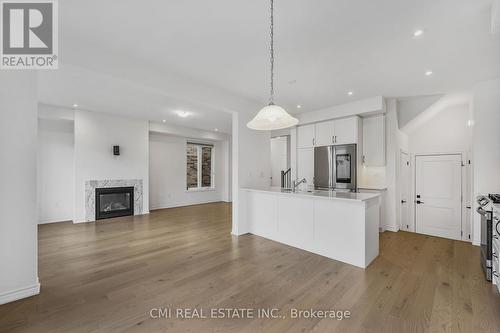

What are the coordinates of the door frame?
(270, 135, 290, 187)
(411, 151, 467, 241)
(399, 150, 411, 231)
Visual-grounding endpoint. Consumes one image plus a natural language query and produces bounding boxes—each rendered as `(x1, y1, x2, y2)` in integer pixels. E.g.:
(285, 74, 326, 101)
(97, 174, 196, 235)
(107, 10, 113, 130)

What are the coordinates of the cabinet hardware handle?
(332, 136, 334, 143)
(416, 200, 424, 204)
(313, 138, 315, 146)
(401, 200, 407, 204)
(493, 252, 498, 259)
(493, 271, 499, 278)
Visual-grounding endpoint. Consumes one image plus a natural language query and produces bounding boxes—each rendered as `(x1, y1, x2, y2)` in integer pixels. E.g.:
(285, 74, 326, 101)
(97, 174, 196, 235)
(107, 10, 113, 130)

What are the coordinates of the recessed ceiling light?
(175, 110, 190, 118)
(162, 119, 166, 123)
(214, 128, 219, 132)
(347, 91, 354, 96)
(413, 29, 424, 37)
(296, 104, 302, 109)
(72, 103, 78, 108)
(425, 70, 433, 76)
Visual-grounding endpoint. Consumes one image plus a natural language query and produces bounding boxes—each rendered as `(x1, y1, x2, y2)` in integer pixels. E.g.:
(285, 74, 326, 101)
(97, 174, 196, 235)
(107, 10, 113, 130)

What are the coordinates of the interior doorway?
(415, 154, 462, 240)
(270, 136, 290, 187)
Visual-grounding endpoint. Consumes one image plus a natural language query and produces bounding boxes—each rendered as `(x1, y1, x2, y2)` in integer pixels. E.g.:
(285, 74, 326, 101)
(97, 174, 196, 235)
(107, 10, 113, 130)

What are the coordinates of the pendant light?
(247, 0, 298, 131)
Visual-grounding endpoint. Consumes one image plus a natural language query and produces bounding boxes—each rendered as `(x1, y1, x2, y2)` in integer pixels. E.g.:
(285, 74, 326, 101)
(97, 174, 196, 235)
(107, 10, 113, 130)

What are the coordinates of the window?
(186, 142, 214, 190)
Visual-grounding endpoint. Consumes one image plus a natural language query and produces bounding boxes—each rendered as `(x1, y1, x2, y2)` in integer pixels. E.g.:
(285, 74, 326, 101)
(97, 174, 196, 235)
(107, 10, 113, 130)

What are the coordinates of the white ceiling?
(38, 64, 234, 133)
(44, 0, 500, 128)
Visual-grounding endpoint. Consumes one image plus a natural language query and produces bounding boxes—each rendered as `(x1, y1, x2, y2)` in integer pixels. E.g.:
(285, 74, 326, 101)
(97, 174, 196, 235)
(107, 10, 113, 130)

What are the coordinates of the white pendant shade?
(247, 104, 299, 130)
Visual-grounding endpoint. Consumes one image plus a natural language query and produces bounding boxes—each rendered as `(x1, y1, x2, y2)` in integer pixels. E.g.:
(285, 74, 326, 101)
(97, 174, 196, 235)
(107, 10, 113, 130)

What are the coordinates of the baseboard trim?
(382, 225, 399, 232)
(38, 218, 72, 225)
(73, 211, 151, 223)
(0, 279, 40, 305)
(150, 200, 224, 211)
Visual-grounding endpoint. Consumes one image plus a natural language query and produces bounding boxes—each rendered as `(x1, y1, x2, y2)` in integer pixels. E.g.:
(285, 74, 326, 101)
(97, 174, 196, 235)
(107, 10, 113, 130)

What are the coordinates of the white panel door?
(270, 136, 288, 187)
(314, 120, 334, 146)
(399, 152, 411, 231)
(297, 148, 314, 186)
(297, 124, 315, 148)
(334, 117, 358, 145)
(415, 154, 462, 240)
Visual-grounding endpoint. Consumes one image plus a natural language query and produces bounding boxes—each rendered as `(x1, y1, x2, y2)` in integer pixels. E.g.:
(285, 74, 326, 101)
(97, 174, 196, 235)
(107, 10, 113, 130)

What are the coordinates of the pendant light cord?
(269, 0, 275, 105)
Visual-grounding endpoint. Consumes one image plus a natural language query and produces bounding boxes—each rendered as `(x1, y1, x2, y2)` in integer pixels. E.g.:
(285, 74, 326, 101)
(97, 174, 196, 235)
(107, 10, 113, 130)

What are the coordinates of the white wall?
(408, 104, 472, 153)
(37, 118, 74, 223)
(0, 72, 39, 304)
(398, 95, 443, 128)
(232, 110, 272, 235)
(297, 96, 385, 125)
(384, 99, 400, 232)
(403, 102, 472, 237)
(149, 133, 229, 209)
(472, 78, 500, 245)
(74, 110, 149, 222)
(359, 167, 386, 189)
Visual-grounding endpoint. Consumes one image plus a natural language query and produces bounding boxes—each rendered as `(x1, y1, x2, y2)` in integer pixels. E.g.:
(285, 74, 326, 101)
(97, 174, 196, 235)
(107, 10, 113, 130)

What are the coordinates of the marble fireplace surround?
(85, 179, 143, 222)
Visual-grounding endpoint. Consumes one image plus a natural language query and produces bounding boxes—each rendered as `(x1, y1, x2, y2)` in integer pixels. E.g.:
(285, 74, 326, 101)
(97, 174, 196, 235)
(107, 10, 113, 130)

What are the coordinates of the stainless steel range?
(477, 194, 498, 281)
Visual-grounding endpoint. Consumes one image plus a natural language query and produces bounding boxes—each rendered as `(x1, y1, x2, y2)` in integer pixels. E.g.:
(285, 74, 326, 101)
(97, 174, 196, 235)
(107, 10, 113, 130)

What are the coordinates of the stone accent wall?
(84, 179, 143, 222)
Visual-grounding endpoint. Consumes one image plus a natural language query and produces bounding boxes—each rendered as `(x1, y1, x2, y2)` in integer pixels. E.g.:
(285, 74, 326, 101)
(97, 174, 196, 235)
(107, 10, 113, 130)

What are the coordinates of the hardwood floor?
(1, 202, 499, 333)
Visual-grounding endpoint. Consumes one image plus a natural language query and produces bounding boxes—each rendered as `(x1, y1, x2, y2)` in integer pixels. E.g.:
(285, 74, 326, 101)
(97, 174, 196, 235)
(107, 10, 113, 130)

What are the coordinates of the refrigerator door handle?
(331, 146, 336, 189)
(328, 146, 332, 188)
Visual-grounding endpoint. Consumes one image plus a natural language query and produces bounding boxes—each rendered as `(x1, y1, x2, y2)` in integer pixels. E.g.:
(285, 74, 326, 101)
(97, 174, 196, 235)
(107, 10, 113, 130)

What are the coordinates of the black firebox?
(95, 187, 134, 220)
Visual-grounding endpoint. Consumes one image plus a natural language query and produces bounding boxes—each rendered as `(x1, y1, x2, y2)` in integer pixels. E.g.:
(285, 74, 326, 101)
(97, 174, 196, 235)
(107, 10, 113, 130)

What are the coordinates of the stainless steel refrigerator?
(314, 144, 357, 191)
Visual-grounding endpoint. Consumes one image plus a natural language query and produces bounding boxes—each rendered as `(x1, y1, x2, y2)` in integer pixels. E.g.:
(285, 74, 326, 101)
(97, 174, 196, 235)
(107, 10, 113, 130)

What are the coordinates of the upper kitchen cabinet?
(362, 115, 386, 166)
(334, 117, 359, 145)
(314, 120, 335, 146)
(314, 116, 360, 146)
(297, 124, 315, 148)
(297, 116, 360, 148)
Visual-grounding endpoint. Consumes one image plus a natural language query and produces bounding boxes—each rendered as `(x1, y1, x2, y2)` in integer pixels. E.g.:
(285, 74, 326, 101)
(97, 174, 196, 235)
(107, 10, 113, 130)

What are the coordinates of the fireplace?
(95, 187, 134, 220)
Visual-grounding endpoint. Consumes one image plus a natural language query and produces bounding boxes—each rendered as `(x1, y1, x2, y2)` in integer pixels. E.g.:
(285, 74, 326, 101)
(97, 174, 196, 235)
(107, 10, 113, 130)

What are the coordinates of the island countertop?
(243, 186, 381, 268)
(244, 186, 381, 202)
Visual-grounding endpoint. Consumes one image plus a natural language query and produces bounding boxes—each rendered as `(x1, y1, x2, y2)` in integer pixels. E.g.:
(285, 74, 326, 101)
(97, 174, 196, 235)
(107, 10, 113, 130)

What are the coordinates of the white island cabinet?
(245, 187, 381, 268)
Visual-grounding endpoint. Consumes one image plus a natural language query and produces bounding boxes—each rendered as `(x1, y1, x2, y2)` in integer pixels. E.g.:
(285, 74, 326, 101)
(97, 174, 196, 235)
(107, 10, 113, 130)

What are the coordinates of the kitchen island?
(244, 187, 381, 268)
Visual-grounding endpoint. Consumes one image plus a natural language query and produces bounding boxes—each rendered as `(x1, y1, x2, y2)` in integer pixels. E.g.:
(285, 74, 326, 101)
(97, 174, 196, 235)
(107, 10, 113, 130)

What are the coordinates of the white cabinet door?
(362, 115, 385, 166)
(334, 117, 358, 144)
(314, 120, 335, 146)
(297, 124, 315, 148)
(297, 148, 314, 186)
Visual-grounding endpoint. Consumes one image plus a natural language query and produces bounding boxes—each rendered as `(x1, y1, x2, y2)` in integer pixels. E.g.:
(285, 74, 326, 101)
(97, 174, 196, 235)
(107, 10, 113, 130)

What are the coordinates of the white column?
(0, 71, 39, 304)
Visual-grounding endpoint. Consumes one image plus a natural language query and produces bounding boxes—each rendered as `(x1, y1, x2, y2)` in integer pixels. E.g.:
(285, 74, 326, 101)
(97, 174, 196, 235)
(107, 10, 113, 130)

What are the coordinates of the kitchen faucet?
(292, 178, 307, 192)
